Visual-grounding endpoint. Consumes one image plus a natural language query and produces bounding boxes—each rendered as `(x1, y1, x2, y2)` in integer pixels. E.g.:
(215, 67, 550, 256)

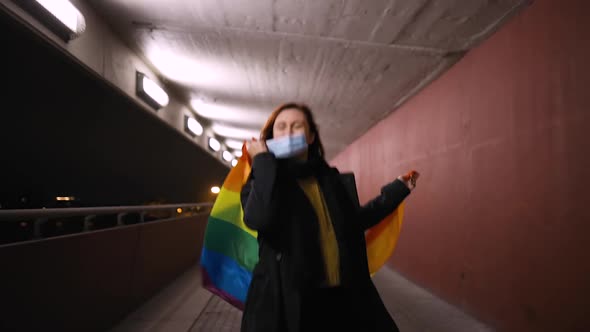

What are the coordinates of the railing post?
(33, 218, 44, 239)
(84, 215, 95, 232)
(117, 213, 125, 226)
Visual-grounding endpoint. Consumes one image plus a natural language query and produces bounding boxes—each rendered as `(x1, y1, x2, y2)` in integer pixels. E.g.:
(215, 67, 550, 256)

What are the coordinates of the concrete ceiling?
(88, 0, 529, 159)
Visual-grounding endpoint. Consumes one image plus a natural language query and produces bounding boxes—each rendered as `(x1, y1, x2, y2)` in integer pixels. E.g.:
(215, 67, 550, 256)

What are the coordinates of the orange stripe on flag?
(223, 145, 252, 193)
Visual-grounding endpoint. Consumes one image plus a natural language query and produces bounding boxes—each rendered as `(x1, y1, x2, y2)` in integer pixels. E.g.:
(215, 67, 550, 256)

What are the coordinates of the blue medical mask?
(265, 133, 308, 159)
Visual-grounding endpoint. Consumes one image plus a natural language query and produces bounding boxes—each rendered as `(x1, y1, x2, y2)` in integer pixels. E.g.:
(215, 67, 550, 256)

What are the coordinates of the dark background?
(0, 9, 229, 209)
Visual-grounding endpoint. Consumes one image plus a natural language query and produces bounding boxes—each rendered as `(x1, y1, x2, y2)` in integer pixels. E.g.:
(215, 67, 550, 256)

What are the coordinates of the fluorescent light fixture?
(225, 139, 244, 150)
(56, 196, 75, 201)
(208, 137, 221, 152)
(231, 159, 238, 167)
(211, 186, 220, 194)
(222, 151, 233, 162)
(17, 0, 86, 41)
(211, 123, 260, 140)
(136, 71, 169, 110)
(184, 116, 203, 137)
(233, 150, 243, 157)
(36, 0, 80, 32)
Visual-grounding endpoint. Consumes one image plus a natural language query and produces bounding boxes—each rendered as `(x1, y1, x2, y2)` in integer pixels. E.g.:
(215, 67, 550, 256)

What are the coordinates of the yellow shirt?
(297, 177, 341, 286)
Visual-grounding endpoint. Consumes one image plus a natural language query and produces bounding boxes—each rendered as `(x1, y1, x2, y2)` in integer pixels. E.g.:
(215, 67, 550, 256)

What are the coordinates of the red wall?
(331, 0, 590, 331)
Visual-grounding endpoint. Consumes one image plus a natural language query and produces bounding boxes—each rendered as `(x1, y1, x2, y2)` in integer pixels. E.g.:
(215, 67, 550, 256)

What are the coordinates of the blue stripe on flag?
(200, 247, 253, 303)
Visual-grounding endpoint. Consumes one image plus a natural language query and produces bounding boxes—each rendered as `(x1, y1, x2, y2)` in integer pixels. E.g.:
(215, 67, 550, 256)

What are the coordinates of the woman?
(241, 103, 419, 332)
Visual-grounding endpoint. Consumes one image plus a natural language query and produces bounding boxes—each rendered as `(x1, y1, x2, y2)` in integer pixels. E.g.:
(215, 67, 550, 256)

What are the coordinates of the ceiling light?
(17, 0, 86, 41)
(185, 116, 203, 137)
(208, 137, 221, 152)
(211, 123, 259, 140)
(136, 71, 169, 110)
(55, 196, 75, 201)
(222, 151, 233, 162)
(211, 186, 220, 194)
(233, 150, 243, 157)
(231, 159, 238, 167)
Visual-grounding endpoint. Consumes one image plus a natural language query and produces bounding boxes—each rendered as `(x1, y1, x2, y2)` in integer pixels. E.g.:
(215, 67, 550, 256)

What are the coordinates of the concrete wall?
(331, 0, 590, 331)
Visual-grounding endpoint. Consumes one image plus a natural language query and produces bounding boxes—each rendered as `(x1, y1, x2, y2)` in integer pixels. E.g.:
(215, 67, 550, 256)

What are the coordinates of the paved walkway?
(110, 264, 493, 332)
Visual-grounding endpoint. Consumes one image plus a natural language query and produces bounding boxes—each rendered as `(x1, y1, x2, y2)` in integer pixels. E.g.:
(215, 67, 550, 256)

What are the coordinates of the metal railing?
(0, 202, 213, 243)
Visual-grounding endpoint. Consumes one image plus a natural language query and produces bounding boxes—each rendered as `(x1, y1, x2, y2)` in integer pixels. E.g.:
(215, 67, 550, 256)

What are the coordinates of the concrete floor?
(110, 264, 493, 332)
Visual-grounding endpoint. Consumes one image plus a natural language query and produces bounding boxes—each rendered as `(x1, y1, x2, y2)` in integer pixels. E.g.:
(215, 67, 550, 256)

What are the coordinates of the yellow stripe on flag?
(366, 201, 404, 275)
(210, 187, 258, 238)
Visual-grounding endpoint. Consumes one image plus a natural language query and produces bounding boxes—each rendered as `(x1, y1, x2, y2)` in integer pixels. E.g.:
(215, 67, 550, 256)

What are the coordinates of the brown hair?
(260, 102, 325, 158)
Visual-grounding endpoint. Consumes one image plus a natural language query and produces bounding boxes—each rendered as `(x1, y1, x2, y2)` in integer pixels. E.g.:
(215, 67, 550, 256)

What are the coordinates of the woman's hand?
(398, 170, 420, 189)
(245, 137, 268, 158)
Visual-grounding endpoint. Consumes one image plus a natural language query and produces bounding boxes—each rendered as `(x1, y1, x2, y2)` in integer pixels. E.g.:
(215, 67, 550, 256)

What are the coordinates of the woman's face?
(272, 108, 315, 145)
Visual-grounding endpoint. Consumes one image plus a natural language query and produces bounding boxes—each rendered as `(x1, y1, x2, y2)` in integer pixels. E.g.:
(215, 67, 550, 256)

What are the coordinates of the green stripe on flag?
(204, 216, 259, 272)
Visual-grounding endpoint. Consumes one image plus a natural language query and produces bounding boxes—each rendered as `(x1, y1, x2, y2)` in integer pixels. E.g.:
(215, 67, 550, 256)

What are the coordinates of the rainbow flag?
(200, 145, 405, 310)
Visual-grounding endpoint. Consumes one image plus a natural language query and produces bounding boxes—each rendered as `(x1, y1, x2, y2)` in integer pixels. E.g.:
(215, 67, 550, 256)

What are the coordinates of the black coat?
(240, 153, 410, 332)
